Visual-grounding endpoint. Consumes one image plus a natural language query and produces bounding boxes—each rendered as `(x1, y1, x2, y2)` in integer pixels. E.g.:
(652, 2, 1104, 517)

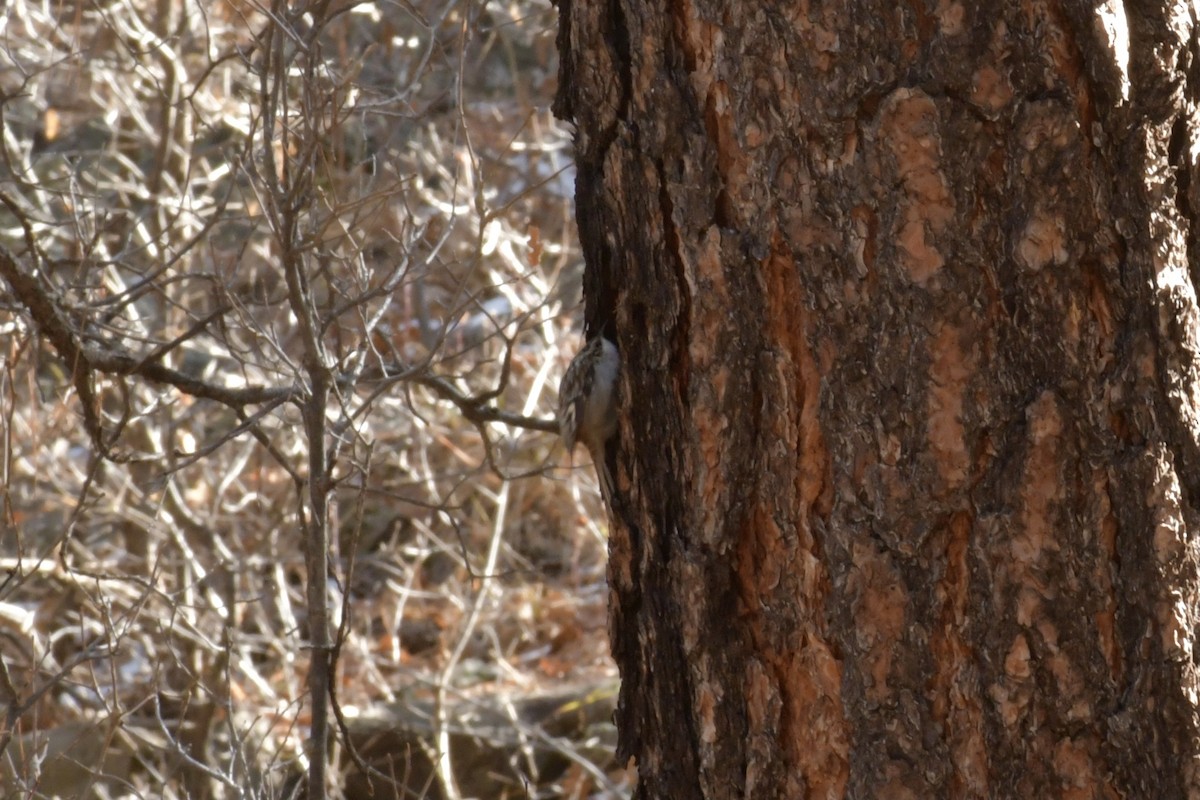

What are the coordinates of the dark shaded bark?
(557, 1, 1200, 797)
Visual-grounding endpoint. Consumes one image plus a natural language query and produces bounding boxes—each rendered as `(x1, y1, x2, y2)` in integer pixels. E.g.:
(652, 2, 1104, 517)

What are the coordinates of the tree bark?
(556, 1, 1200, 797)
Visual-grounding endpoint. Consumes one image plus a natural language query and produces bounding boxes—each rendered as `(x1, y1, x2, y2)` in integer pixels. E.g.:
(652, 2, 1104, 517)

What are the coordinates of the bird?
(557, 336, 620, 504)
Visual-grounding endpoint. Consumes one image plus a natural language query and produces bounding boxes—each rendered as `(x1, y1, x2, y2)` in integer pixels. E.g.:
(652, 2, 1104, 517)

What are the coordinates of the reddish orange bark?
(557, 1, 1200, 797)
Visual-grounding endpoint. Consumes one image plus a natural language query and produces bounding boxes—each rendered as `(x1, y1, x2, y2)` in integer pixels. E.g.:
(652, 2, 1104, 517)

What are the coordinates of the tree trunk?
(555, 1, 1200, 797)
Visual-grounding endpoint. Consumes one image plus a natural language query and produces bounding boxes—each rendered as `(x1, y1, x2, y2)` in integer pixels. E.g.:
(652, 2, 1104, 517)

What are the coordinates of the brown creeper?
(558, 336, 619, 502)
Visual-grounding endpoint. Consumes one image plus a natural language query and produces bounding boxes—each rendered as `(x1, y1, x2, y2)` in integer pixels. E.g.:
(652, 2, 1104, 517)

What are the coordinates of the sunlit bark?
(557, 1, 1200, 796)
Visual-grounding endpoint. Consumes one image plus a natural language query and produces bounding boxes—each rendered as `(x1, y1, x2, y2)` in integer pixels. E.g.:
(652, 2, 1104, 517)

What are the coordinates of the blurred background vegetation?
(0, 0, 624, 796)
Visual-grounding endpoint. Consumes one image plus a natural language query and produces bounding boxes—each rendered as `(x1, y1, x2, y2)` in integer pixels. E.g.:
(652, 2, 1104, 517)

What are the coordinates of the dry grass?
(0, 0, 624, 797)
